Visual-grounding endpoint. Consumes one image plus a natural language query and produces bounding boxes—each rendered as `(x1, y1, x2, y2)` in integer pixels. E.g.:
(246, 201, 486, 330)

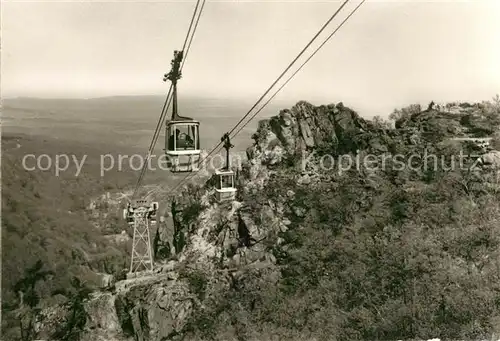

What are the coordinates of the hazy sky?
(2, 0, 500, 116)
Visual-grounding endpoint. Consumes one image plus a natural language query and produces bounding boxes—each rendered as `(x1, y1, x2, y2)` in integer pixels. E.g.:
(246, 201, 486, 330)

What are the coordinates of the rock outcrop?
(246, 101, 393, 166)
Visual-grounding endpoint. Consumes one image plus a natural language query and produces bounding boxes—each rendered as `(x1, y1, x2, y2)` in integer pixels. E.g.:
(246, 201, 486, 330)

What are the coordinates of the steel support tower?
(129, 206, 154, 273)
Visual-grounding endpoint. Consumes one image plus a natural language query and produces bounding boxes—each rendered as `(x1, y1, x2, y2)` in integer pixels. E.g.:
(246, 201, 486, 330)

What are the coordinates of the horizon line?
(0, 93, 297, 101)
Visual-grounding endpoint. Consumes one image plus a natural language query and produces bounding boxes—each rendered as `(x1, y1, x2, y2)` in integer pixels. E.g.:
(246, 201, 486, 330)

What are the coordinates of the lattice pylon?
(129, 208, 154, 273)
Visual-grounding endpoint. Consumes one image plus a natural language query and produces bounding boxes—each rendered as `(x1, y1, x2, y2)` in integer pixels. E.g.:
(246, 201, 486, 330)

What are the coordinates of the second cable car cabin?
(215, 168, 236, 202)
(163, 50, 201, 172)
(215, 133, 237, 202)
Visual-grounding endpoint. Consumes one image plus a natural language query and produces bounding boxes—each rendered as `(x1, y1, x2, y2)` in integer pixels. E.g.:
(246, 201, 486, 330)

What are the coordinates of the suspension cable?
(132, 85, 173, 198)
(226, 0, 349, 138)
(182, 0, 202, 52)
(231, 0, 366, 139)
(182, 0, 206, 70)
(167, 0, 364, 196)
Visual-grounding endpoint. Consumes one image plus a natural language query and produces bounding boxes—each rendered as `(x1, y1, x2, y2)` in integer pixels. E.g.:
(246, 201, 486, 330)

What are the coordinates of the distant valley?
(2, 95, 290, 153)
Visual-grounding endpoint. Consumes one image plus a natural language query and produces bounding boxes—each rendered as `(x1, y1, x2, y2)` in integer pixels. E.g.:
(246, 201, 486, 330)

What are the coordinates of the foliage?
(493, 94, 500, 108)
(7, 260, 54, 341)
(389, 104, 422, 127)
(260, 168, 498, 338)
(2, 134, 130, 339)
(51, 277, 92, 341)
(182, 202, 206, 227)
(372, 115, 393, 129)
(179, 268, 208, 301)
(153, 227, 171, 260)
(13, 260, 54, 309)
(491, 132, 500, 151)
(172, 186, 207, 254)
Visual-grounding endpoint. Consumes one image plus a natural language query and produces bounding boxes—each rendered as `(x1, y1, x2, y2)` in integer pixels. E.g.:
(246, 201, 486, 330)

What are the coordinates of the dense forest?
(1, 134, 136, 339)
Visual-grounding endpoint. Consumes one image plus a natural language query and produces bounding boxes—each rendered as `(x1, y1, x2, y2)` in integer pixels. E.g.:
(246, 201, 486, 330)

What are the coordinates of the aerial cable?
(182, 0, 202, 51)
(167, 0, 362, 195)
(162, 0, 350, 185)
(231, 0, 366, 139)
(132, 85, 175, 199)
(225, 0, 350, 138)
(182, 0, 206, 70)
(167, 0, 355, 195)
(132, 85, 174, 197)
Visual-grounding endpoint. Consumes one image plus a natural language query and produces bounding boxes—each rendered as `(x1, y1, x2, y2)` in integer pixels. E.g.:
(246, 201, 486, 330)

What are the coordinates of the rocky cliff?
(32, 99, 500, 341)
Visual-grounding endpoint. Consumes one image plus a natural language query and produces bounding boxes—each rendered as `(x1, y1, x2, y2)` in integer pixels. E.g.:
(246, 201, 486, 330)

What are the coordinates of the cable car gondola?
(215, 133, 237, 202)
(163, 50, 201, 172)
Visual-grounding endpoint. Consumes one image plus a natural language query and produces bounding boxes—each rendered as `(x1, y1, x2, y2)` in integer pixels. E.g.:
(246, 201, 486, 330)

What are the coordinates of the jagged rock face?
(36, 273, 218, 341)
(114, 279, 195, 341)
(34, 293, 123, 341)
(171, 101, 388, 271)
(82, 293, 122, 341)
(153, 220, 173, 261)
(246, 101, 400, 174)
(34, 305, 70, 340)
(248, 101, 371, 161)
(172, 192, 277, 269)
(96, 273, 116, 290)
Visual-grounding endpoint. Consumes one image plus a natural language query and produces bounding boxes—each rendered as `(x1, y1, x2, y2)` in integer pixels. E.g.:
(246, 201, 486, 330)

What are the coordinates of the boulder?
(480, 151, 500, 168)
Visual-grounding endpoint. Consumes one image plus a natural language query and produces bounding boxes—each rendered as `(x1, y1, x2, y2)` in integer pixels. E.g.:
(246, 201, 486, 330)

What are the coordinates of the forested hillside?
(1, 134, 135, 338)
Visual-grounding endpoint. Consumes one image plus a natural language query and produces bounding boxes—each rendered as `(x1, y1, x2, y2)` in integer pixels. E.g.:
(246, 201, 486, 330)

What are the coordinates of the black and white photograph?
(2, 0, 500, 340)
